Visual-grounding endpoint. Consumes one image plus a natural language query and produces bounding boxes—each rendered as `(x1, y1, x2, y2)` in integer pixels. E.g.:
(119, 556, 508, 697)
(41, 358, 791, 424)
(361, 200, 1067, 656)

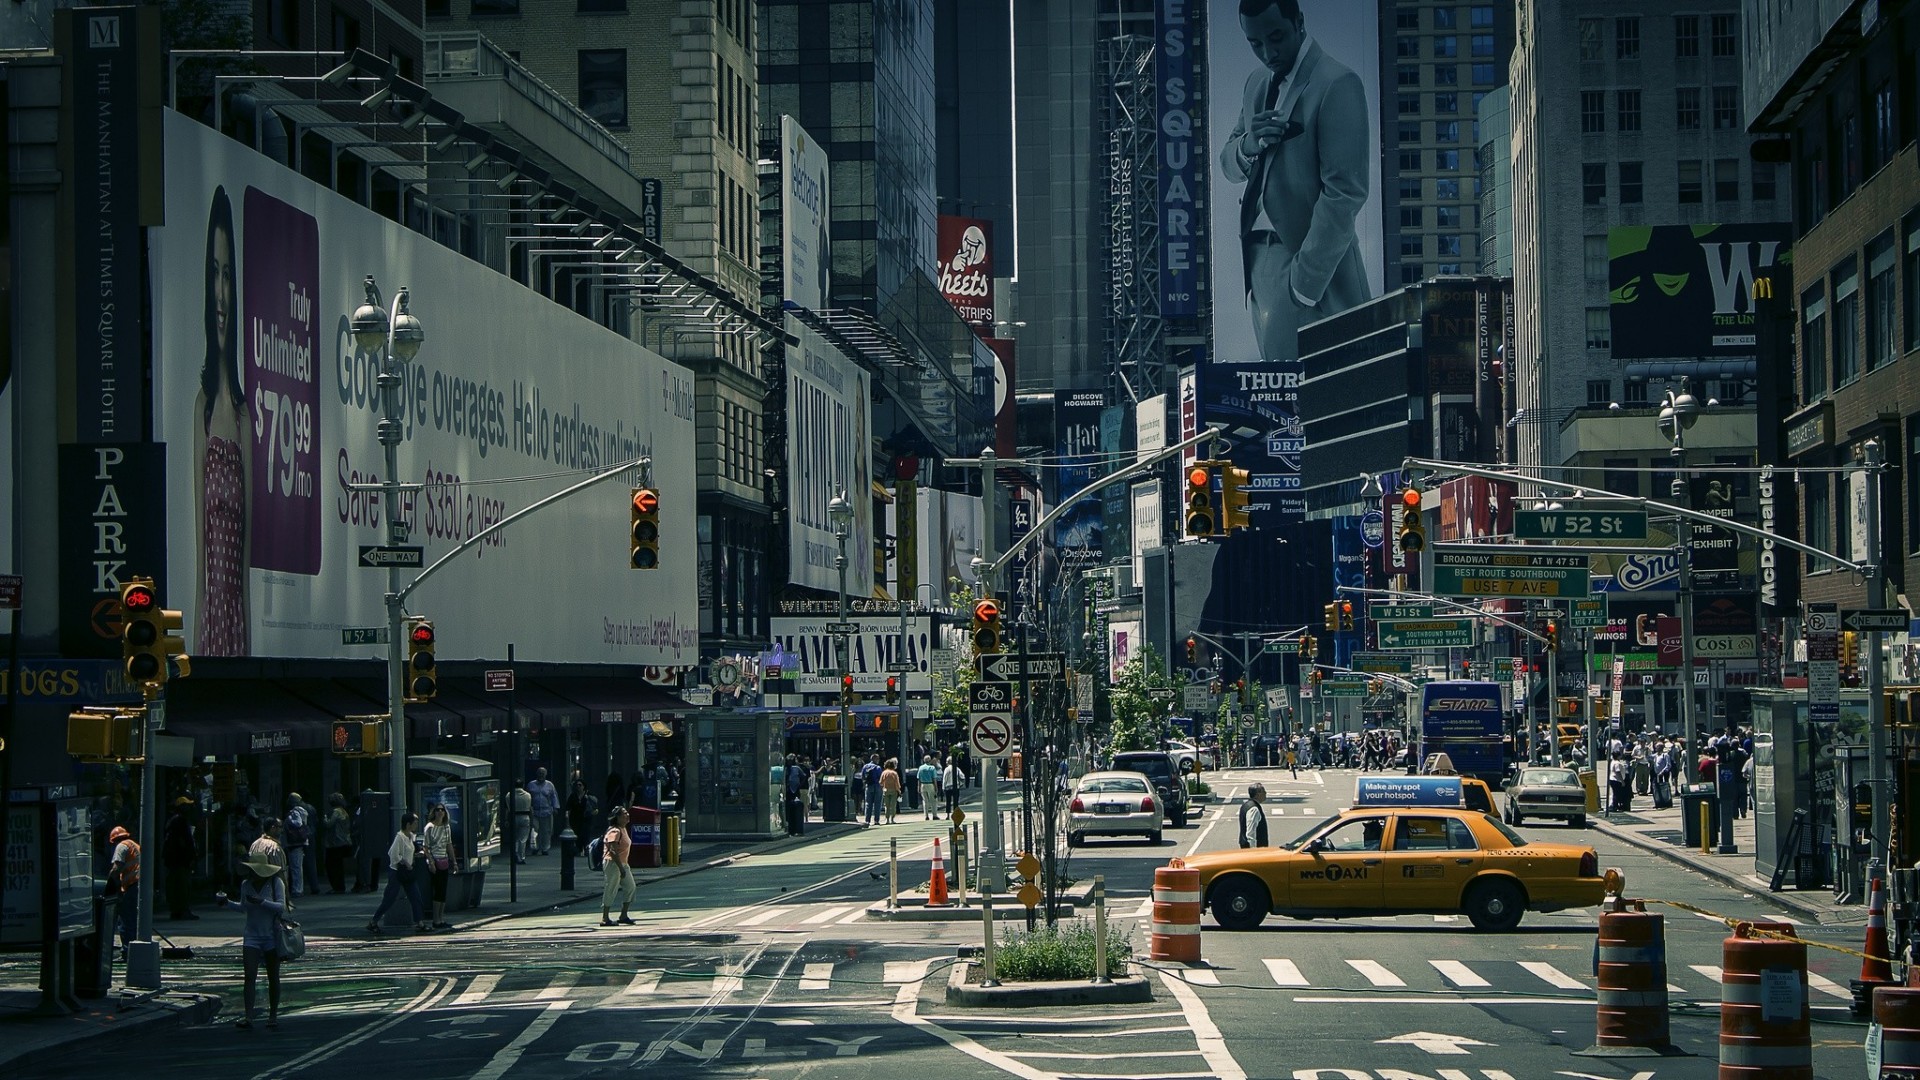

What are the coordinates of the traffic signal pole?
(1866, 439, 1890, 870)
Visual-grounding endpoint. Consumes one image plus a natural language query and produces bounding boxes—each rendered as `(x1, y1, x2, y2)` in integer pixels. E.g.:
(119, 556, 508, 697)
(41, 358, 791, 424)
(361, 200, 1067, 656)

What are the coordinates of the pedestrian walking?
(917, 756, 940, 820)
(1239, 783, 1269, 849)
(366, 812, 427, 934)
(105, 824, 141, 951)
(861, 754, 884, 826)
(216, 856, 289, 1029)
(783, 755, 808, 837)
(600, 808, 636, 926)
(1607, 754, 1631, 814)
(249, 817, 286, 872)
(565, 779, 598, 847)
(163, 797, 200, 921)
(528, 768, 559, 856)
(941, 757, 961, 815)
(283, 794, 316, 900)
(421, 804, 458, 930)
(322, 794, 353, 894)
(880, 759, 902, 825)
(509, 780, 533, 864)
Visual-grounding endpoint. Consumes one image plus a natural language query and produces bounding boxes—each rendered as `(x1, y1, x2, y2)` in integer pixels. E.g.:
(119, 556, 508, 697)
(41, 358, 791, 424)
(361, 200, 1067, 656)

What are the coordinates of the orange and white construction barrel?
(1150, 859, 1202, 964)
(1719, 921, 1811, 1080)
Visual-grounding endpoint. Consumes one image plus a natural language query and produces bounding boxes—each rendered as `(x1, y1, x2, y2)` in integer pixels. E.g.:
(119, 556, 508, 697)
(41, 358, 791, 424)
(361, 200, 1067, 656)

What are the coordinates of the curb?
(943, 960, 1153, 1007)
(1588, 819, 1837, 922)
(866, 902, 1079, 921)
(0, 991, 221, 1074)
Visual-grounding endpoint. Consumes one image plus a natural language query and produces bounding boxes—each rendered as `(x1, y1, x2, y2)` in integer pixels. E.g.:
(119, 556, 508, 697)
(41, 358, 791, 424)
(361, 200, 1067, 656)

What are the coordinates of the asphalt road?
(15, 768, 1875, 1080)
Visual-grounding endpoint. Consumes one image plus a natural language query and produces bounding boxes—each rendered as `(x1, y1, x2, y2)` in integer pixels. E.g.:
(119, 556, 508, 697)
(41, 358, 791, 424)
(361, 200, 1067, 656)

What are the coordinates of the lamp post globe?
(351, 276, 389, 352)
(390, 287, 425, 361)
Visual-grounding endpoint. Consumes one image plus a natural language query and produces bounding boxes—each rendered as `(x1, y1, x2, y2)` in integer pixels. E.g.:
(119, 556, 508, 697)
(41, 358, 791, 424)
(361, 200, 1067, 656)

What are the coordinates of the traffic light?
(885, 676, 899, 705)
(120, 578, 185, 692)
(1369, 679, 1384, 695)
(1221, 464, 1253, 531)
(1185, 465, 1216, 538)
(840, 673, 855, 707)
(405, 617, 438, 702)
(1323, 603, 1339, 631)
(1300, 634, 1316, 661)
(1308, 669, 1323, 686)
(630, 487, 660, 569)
(1399, 487, 1425, 553)
(1339, 600, 1355, 631)
(1544, 621, 1560, 650)
(1840, 631, 1859, 671)
(67, 707, 144, 762)
(971, 598, 1003, 654)
(331, 716, 391, 758)
(1185, 636, 1197, 664)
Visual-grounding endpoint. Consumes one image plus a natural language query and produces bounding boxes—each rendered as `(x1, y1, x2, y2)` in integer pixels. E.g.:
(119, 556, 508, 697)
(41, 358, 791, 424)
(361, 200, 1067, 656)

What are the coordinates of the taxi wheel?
(1209, 877, 1269, 931)
(1464, 879, 1525, 932)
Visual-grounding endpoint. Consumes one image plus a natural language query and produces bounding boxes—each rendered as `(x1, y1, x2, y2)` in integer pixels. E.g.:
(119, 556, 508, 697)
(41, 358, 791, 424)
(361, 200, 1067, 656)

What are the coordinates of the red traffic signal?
(122, 584, 156, 614)
(410, 622, 435, 646)
(973, 599, 999, 623)
(631, 488, 658, 515)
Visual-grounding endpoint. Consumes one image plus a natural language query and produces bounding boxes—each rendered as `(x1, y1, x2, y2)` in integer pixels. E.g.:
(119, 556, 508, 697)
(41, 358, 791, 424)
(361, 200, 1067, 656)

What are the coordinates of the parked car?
(1504, 765, 1589, 828)
(1066, 771, 1164, 846)
(1109, 750, 1191, 827)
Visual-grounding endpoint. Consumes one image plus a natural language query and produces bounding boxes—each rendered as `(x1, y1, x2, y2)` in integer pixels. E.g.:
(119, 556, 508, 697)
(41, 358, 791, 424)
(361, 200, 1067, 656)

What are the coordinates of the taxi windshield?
(1282, 813, 1347, 850)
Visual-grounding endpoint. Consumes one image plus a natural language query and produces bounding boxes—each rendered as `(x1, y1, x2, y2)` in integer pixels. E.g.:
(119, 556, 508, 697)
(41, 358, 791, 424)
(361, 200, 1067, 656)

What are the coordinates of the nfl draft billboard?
(1205, 0, 1382, 523)
(148, 112, 698, 666)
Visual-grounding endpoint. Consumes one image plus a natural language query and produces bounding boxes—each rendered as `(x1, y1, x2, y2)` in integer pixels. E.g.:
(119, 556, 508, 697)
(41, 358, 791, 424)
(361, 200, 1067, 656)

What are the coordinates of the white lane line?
(1180, 967, 1220, 985)
(1156, 969, 1249, 1080)
(253, 976, 458, 1080)
(1346, 959, 1405, 987)
(534, 972, 578, 1001)
(802, 905, 852, 924)
(1007, 1050, 1210, 1061)
(710, 962, 746, 997)
(1808, 972, 1850, 1000)
(470, 1000, 571, 1080)
(1183, 812, 1223, 859)
(919, 1010, 1189, 1025)
(799, 963, 834, 992)
(1690, 964, 1725, 983)
(1051, 1073, 1219, 1080)
(1293, 995, 1586, 1005)
(884, 961, 927, 984)
(453, 973, 501, 1006)
(1262, 959, 1309, 987)
(1519, 962, 1586, 990)
(620, 969, 662, 996)
(960, 1026, 1196, 1040)
(1430, 960, 1489, 988)
(1130, 898, 1155, 919)
(838, 907, 868, 925)
(738, 907, 787, 927)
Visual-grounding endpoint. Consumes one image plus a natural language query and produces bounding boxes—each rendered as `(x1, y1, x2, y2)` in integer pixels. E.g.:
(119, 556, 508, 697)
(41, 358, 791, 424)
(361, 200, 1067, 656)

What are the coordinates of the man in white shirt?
(1240, 784, 1269, 849)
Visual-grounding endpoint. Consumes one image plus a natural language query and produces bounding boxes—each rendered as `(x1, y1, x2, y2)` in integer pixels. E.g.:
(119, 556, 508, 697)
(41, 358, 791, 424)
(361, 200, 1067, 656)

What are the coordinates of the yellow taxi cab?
(1186, 775, 1605, 932)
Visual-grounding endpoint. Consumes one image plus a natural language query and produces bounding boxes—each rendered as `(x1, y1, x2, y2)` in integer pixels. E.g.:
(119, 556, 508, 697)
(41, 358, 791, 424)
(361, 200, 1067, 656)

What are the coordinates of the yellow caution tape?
(1640, 896, 1892, 966)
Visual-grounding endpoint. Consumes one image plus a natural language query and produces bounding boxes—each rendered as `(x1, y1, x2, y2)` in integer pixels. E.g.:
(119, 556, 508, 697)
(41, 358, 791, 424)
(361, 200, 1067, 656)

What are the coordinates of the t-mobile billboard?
(1206, 0, 1382, 523)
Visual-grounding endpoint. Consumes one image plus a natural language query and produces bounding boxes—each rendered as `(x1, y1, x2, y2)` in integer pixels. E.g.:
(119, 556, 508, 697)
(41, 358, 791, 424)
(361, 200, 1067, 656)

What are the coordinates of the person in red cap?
(106, 825, 141, 953)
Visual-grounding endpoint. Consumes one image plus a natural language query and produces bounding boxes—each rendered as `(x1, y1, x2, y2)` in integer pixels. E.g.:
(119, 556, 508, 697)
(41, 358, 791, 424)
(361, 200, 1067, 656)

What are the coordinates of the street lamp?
(1655, 384, 1705, 820)
(352, 276, 425, 833)
(829, 489, 855, 811)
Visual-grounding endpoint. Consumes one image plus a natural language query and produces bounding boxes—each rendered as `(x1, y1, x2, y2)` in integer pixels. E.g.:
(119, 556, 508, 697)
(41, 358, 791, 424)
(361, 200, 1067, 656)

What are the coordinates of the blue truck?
(1418, 680, 1508, 788)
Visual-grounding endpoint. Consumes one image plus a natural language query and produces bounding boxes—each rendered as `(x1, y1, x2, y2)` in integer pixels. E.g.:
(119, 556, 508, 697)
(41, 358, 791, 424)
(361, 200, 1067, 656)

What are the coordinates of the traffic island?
(866, 880, 1092, 921)
(944, 959, 1152, 1007)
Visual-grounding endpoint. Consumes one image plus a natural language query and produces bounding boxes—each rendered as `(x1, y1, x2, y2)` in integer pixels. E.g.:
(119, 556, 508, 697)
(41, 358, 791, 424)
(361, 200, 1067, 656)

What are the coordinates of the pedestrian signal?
(405, 617, 438, 702)
(120, 579, 186, 691)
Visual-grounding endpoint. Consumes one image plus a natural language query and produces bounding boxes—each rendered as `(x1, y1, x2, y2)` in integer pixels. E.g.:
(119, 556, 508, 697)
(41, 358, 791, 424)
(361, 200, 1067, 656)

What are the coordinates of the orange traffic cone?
(927, 837, 951, 907)
(1864, 866, 1894, 986)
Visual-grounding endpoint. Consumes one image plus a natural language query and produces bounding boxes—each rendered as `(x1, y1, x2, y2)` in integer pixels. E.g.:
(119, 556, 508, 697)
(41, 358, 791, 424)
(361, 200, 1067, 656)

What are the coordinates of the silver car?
(1505, 766, 1589, 827)
(1067, 771, 1164, 847)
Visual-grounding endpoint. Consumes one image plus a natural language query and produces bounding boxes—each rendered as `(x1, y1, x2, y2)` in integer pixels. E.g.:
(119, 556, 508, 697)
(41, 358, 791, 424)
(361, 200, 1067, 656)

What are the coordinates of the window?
(1905, 213, 1920, 354)
(1678, 160, 1702, 204)
(1402, 264, 1425, 284)
(1397, 8, 1419, 30)
(1471, 34, 1496, 57)
(1583, 162, 1606, 205)
(1867, 232, 1896, 371)
(1674, 15, 1699, 57)
(1616, 17, 1641, 59)
(1435, 178, 1460, 199)
(1400, 235, 1424, 257)
(471, 0, 519, 12)
(1581, 90, 1606, 133)
(1399, 93, 1421, 115)
(1437, 149, 1461, 171)
(578, 0, 626, 9)
(1437, 205, 1462, 227)
(1319, 816, 1387, 852)
(1676, 87, 1702, 130)
(1400, 206, 1425, 228)
(1397, 36, 1420, 59)
(578, 49, 628, 129)
(1397, 178, 1422, 200)
(1586, 306, 1612, 350)
(1434, 92, 1459, 114)
(331, 11, 360, 52)
(1398, 121, 1422, 143)
(1712, 85, 1740, 130)
(1434, 7, 1457, 28)
(1437, 262, 1463, 274)
(1834, 259, 1860, 383)
(1471, 5, 1494, 27)
(1584, 234, 1608, 280)
(1603, 457, 1638, 497)
(1620, 160, 1651, 202)
(1623, 379, 1649, 406)
(1710, 13, 1737, 56)
(425, 0, 449, 16)
(1398, 65, 1422, 87)
(1752, 162, 1777, 201)
(1398, 150, 1423, 172)
(1803, 283, 1828, 398)
(1714, 159, 1740, 201)
(1435, 64, 1459, 86)
(1437, 235, 1463, 257)
(1617, 89, 1641, 132)
(1396, 816, 1475, 851)
(1805, 475, 1830, 572)
(1587, 379, 1612, 405)
(1579, 18, 1604, 61)
(1436, 120, 1460, 143)
(1870, 80, 1896, 173)
(1435, 36, 1458, 58)
(1472, 62, 1497, 84)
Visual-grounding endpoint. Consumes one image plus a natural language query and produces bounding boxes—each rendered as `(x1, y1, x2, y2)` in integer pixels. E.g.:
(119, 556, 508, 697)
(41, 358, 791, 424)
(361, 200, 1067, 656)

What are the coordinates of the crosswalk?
(1155, 953, 1856, 1001)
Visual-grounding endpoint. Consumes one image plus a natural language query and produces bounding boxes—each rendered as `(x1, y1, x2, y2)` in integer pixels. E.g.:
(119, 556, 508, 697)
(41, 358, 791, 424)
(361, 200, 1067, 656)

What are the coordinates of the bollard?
(1700, 799, 1713, 855)
(1150, 859, 1203, 964)
(1591, 899, 1674, 1053)
(559, 830, 576, 891)
(1719, 921, 1811, 1080)
(980, 888, 999, 987)
(1093, 874, 1111, 984)
(1873, 985, 1920, 1079)
(889, 838, 899, 909)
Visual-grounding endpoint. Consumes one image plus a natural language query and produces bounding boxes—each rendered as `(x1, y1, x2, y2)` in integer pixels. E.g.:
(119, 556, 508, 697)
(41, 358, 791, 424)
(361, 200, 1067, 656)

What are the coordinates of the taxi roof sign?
(1353, 775, 1463, 808)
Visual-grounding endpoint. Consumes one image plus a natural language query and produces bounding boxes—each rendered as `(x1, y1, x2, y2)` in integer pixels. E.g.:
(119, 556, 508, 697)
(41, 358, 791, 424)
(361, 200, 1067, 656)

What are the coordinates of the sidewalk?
(1584, 794, 1861, 925)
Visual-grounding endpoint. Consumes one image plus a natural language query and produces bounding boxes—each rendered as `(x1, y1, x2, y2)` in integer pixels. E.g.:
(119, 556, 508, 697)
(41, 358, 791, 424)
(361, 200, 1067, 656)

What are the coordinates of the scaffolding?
(1096, 34, 1166, 407)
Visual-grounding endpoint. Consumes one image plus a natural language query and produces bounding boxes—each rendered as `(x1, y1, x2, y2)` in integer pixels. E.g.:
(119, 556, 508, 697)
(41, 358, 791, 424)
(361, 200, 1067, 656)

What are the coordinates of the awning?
(161, 681, 342, 757)
(538, 678, 687, 722)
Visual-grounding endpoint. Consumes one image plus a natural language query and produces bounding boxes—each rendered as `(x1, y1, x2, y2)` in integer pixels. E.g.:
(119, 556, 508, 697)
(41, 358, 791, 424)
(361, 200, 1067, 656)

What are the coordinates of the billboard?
(1607, 224, 1791, 359)
(786, 324, 874, 595)
(780, 116, 832, 311)
(1207, 0, 1382, 524)
(1055, 392, 1106, 555)
(938, 215, 995, 331)
(150, 112, 698, 666)
(915, 488, 983, 594)
(769, 615, 933, 693)
(1155, 0, 1202, 316)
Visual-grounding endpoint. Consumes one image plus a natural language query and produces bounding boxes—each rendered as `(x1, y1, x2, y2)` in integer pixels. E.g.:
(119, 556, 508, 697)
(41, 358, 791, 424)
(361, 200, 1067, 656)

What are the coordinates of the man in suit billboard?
(1220, 0, 1372, 364)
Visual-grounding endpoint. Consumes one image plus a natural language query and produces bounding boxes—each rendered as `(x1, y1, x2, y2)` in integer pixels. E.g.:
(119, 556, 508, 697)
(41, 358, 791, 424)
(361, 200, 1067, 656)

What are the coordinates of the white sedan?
(1067, 771, 1164, 846)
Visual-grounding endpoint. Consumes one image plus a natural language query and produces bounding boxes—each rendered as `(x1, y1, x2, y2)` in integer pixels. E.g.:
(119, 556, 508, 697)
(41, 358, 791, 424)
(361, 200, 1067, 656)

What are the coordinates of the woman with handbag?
(421, 803, 458, 930)
(214, 856, 291, 1029)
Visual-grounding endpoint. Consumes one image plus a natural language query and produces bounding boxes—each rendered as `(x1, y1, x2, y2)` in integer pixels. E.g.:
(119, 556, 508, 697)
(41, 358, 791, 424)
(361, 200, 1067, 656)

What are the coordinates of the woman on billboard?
(192, 186, 251, 655)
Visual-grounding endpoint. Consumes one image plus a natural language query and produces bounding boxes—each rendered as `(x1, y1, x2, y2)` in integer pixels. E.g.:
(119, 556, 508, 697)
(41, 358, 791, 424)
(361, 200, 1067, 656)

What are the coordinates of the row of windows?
(1799, 65, 1914, 232)
(1578, 14, 1737, 62)
(1395, 63, 1505, 89)
(1398, 91, 1495, 117)
(720, 60, 752, 156)
(1399, 148, 1471, 173)
(1399, 205, 1479, 230)
(1396, 35, 1502, 61)
(1398, 233, 1472, 258)
(1396, 119, 1479, 145)
(1577, 86, 1741, 134)
(1800, 210, 1920, 401)
(719, 173, 754, 264)
(1400, 262, 1468, 283)
(1580, 159, 1778, 207)
(439, 0, 753, 29)
(1396, 177, 1482, 202)
(1396, 6, 1498, 31)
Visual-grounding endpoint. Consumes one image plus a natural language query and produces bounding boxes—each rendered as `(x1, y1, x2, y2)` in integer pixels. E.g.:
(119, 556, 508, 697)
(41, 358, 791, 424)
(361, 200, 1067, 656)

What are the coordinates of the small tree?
(1105, 645, 1182, 753)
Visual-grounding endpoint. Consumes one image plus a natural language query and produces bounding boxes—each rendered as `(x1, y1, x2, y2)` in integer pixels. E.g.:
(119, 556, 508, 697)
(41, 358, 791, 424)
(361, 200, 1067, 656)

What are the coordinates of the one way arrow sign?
(1376, 1032, 1494, 1056)
(1842, 608, 1907, 632)
(978, 652, 1066, 681)
(359, 545, 424, 568)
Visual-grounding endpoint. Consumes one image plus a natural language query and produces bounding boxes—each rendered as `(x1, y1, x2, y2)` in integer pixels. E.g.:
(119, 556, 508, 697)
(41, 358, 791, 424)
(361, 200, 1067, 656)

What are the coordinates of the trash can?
(819, 783, 848, 823)
(75, 888, 113, 998)
(662, 812, 681, 866)
(1579, 770, 1600, 812)
(627, 805, 661, 869)
(1679, 783, 1718, 848)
